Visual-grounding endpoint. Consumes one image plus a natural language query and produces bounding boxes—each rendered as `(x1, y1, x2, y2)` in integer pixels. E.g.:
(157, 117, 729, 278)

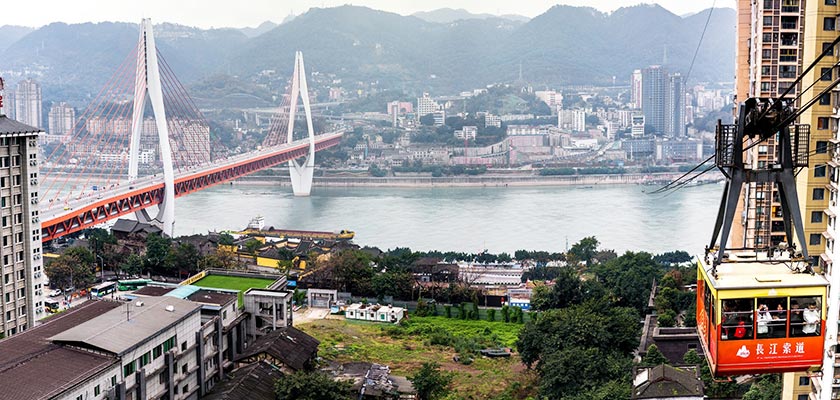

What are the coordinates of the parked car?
(49, 289, 62, 297)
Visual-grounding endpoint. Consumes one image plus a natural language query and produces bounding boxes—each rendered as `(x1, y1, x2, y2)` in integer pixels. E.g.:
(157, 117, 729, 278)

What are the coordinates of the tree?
(119, 254, 144, 277)
(419, 113, 436, 126)
(592, 251, 661, 313)
(372, 270, 414, 301)
(244, 238, 263, 255)
(275, 371, 354, 400)
(45, 247, 97, 290)
(292, 289, 306, 306)
(144, 233, 173, 275)
(218, 232, 234, 246)
(169, 242, 201, 275)
(743, 374, 781, 400)
(641, 344, 669, 366)
(409, 362, 452, 400)
(568, 236, 599, 267)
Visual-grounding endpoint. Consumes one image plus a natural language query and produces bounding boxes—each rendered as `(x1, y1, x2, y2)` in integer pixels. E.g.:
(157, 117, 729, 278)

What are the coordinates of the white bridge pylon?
(128, 19, 176, 235)
(286, 51, 316, 196)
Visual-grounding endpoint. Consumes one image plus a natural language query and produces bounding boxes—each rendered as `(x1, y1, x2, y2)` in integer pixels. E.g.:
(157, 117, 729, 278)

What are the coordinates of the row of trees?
(46, 230, 241, 290)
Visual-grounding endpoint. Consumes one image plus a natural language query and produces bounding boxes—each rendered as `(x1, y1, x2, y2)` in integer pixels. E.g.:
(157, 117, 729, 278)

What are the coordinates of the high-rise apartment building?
(0, 93, 46, 337)
(790, 0, 840, 399)
(733, 0, 806, 251)
(641, 66, 685, 137)
(416, 93, 440, 119)
(667, 73, 686, 137)
(631, 69, 643, 109)
(48, 102, 75, 137)
(14, 79, 42, 130)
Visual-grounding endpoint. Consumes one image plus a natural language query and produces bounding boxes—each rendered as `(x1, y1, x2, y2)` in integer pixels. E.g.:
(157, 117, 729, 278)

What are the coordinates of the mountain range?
(0, 5, 735, 104)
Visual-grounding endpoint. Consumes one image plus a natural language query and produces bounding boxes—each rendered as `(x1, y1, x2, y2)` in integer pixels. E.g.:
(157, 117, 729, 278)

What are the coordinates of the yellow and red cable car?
(696, 252, 828, 376)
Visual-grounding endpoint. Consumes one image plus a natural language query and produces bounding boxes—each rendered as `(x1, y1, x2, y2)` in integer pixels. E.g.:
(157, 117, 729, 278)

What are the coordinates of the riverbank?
(232, 171, 724, 188)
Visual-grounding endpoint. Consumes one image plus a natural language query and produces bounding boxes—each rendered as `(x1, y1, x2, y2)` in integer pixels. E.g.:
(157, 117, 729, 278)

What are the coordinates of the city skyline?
(5, 0, 732, 29)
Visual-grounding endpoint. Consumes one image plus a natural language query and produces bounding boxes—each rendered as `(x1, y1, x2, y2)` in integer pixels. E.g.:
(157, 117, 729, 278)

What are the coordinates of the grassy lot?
(298, 316, 537, 399)
(192, 275, 276, 305)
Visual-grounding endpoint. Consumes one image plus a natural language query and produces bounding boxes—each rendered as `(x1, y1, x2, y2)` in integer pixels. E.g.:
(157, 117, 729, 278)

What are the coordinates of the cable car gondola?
(696, 251, 827, 375)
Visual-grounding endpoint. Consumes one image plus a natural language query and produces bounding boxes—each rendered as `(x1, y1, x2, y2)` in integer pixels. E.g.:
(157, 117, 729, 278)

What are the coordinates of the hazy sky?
(6, 0, 734, 29)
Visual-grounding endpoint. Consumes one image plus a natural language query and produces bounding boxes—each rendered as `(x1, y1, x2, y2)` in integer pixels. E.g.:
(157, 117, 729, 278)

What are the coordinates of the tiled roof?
(235, 327, 319, 371)
(203, 361, 283, 400)
(50, 297, 201, 355)
(633, 364, 703, 399)
(0, 115, 41, 136)
(0, 301, 121, 400)
(133, 285, 176, 297)
(187, 289, 237, 306)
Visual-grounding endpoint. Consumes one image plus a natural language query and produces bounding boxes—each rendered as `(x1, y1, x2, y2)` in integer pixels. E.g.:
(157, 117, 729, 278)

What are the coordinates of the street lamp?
(96, 254, 104, 282)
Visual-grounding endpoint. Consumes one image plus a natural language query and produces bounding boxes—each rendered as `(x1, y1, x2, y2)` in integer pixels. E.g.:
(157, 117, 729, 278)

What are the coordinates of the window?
(790, 296, 822, 337)
(183, 384, 189, 394)
(159, 372, 166, 384)
(820, 93, 832, 105)
(812, 211, 824, 223)
(824, 42, 836, 56)
(798, 395, 809, 400)
(780, 49, 797, 62)
(111, 375, 117, 386)
(825, 17, 836, 31)
(163, 336, 176, 352)
(721, 299, 754, 340)
(124, 361, 136, 376)
(814, 188, 826, 200)
(182, 363, 188, 374)
(76, 396, 82, 400)
(800, 376, 810, 386)
(817, 141, 829, 154)
(94, 385, 101, 396)
(153, 344, 162, 359)
(181, 341, 187, 351)
(138, 351, 151, 367)
(820, 68, 833, 81)
(810, 233, 822, 245)
(828, 0, 838, 5)
(764, 16, 773, 26)
(816, 165, 828, 178)
(756, 297, 788, 339)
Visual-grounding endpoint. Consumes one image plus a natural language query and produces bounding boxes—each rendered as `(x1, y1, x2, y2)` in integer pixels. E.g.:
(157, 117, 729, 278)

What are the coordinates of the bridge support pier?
(286, 51, 316, 197)
(128, 19, 176, 235)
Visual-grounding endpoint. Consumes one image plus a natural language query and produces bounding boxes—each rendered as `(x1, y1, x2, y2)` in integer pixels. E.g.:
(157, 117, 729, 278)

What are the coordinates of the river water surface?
(174, 182, 722, 255)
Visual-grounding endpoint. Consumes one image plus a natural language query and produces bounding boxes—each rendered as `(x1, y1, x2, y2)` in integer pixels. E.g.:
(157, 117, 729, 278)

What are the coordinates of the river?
(173, 182, 723, 255)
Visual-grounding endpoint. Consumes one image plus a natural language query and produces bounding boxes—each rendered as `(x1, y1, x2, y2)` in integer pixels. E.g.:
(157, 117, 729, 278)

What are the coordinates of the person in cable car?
(769, 303, 786, 338)
(756, 304, 772, 336)
(803, 303, 820, 335)
(789, 302, 804, 336)
(733, 318, 748, 339)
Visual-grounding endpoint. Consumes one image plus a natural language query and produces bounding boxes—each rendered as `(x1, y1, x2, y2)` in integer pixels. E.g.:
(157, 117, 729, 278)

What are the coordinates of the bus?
(44, 300, 61, 313)
(90, 281, 118, 297)
(118, 279, 152, 291)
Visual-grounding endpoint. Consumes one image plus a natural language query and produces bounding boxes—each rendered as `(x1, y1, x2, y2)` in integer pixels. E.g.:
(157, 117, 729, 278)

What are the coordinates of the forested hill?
(0, 5, 734, 96)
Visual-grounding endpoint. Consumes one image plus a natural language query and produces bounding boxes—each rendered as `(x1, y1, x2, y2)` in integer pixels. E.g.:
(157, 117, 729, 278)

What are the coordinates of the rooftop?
(700, 253, 828, 290)
(50, 297, 201, 355)
(632, 364, 703, 399)
(244, 288, 291, 298)
(188, 289, 238, 307)
(0, 115, 41, 136)
(133, 285, 176, 297)
(203, 361, 283, 400)
(0, 301, 121, 400)
(235, 326, 320, 371)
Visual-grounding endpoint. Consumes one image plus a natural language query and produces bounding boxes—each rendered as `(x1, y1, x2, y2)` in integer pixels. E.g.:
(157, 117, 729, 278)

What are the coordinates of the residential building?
(48, 102, 75, 137)
(454, 126, 477, 140)
(416, 93, 439, 119)
(667, 73, 686, 137)
(14, 79, 41, 129)
(0, 108, 46, 336)
(535, 90, 562, 109)
(631, 69, 643, 109)
(558, 109, 586, 132)
(631, 115, 646, 138)
(484, 114, 501, 128)
(431, 110, 446, 126)
(733, 0, 806, 252)
(641, 66, 685, 137)
(344, 303, 405, 323)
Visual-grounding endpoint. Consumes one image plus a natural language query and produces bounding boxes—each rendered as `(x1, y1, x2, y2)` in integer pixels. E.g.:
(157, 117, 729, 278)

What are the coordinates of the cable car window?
(756, 297, 787, 338)
(790, 297, 822, 337)
(704, 285, 711, 317)
(722, 299, 754, 340)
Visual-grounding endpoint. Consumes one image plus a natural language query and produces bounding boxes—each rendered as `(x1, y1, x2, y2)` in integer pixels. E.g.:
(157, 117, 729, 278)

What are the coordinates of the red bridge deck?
(40, 132, 343, 242)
